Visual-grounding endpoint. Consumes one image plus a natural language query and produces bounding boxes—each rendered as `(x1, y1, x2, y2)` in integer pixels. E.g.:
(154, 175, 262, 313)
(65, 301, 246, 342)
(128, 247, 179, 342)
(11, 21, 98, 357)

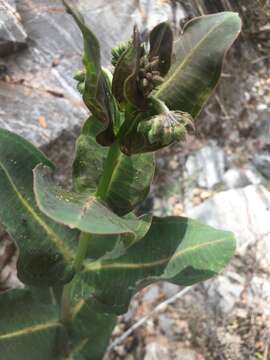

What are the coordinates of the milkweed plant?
(0, 1, 241, 358)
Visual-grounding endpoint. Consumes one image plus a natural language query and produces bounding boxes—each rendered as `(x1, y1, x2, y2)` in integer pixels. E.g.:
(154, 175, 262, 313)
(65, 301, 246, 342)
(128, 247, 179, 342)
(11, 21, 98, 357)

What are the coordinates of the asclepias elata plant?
(0, 1, 241, 359)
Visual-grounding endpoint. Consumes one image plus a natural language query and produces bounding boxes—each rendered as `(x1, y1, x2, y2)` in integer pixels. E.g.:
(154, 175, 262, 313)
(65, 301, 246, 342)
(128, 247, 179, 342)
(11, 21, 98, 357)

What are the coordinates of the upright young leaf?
(0, 288, 63, 359)
(34, 164, 151, 241)
(64, 0, 116, 145)
(156, 12, 242, 117)
(0, 129, 78, 286)
(149, 22, 173, 76)
(81, 216, 235, 314)
(73, 117, 155, 216)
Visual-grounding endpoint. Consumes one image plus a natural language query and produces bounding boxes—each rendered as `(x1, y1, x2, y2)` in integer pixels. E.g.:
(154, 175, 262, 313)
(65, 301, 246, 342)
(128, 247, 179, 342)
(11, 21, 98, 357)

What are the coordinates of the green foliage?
(0, 1, 241, 359)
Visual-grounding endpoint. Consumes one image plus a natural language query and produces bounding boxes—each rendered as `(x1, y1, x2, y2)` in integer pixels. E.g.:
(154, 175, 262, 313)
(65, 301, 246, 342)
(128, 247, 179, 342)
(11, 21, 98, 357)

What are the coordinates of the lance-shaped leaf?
(34, 164, 151, 241)
(149, 22, 173, 77)
(0, 129, 78, 286)
(64, 0, 116, 145)
(81, 216, 235, 314)
(0, 288, 63, 359)
(73, 117, 155, 216)
(156, 12, 242, 117)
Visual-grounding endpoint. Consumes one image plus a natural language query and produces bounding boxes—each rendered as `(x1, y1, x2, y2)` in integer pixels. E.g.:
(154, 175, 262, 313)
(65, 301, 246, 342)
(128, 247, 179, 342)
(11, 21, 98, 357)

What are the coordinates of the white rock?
(185, 142, 227, 189)
(222, 166, 262, 189)
(187, 185, 270, 263)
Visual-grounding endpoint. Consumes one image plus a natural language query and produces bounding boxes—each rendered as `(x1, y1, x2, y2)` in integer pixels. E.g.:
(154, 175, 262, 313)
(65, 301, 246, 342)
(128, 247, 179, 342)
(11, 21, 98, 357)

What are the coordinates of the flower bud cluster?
(137, 56, 164, 97)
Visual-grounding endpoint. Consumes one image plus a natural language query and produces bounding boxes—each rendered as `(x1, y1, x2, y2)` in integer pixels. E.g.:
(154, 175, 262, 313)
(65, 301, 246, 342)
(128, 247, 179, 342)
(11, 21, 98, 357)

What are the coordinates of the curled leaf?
(149, 22, 173, 77)
(64, 0, 116, 145)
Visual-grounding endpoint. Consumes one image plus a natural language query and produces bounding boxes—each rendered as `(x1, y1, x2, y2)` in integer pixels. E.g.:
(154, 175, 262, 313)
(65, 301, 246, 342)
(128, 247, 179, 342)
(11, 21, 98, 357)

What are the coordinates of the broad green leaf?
(73, 117, 155, 216)
(81, 216, 235, 314)
(0, 129, 78, 286)
(67, 284, 116, 360)
(149, 22, 173, 76)
(0, 287, 116, 360)
(64, 0, 116, 145)
(0, 288, 63, 360)
(156, 12, 242, 117)
(34, 164, 151, 240)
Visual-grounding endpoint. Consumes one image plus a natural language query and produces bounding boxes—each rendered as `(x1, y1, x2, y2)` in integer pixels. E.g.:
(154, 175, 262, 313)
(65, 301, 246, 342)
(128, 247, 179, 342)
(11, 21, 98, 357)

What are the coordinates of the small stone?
(144, 342, 170, 360)
(162, 282, 180, 297)
(143, 285, 160, 302)
(158, 314, 174, 338)
(253, 152, 270, 178)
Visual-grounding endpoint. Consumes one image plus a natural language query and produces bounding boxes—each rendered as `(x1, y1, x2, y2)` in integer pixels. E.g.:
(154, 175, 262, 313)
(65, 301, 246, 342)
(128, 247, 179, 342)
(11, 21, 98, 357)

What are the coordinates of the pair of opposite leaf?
(65, 0, 193, 155)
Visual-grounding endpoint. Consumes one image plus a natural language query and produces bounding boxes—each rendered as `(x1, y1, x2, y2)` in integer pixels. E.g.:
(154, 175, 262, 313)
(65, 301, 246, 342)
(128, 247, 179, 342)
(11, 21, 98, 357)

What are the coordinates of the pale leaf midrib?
(156, 16, 230, 97)
(84, 236, 233, 272)
(0, 321, 61, 341)
(0, 161, 73, 260)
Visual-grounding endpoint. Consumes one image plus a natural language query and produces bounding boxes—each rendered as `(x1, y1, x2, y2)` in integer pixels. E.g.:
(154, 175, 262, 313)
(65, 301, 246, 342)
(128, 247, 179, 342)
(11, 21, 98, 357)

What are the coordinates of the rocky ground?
(1, 0, 270, 359)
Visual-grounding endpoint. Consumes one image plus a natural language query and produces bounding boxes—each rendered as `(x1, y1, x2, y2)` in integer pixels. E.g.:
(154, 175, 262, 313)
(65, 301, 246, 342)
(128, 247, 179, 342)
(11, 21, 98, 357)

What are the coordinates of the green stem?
(60, 232, 91, 324)
(95, 140, 121, 200)
(60, 140, 121, 325)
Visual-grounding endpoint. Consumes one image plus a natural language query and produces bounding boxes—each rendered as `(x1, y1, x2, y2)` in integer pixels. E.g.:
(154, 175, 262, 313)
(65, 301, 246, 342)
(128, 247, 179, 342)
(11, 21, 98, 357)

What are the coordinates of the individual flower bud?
(74, 69, 85, 82)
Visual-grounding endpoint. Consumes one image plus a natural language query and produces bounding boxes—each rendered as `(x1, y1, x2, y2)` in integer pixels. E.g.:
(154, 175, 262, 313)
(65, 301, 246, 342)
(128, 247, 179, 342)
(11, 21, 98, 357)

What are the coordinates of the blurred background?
(0, 0, 270, 359)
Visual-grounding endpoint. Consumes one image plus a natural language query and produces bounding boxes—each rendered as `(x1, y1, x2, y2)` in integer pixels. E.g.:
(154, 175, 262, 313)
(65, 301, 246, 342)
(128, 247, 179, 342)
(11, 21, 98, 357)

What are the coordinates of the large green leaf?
(34, 164, 151, 240)
(73, 117, 155, 216)
(0, 287, 116, 360)
(0, 129, 78, 286)
(81, 216, 235, 314)
(0, 288, 63, 360)
(64, 0, 116, 145)
(156, 12, 241, 117)
(67, 283, 116, 360)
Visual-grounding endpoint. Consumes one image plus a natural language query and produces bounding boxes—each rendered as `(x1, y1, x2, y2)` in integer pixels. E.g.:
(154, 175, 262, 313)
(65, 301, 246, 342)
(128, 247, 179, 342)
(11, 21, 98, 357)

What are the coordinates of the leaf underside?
(34, 164, 151, 242)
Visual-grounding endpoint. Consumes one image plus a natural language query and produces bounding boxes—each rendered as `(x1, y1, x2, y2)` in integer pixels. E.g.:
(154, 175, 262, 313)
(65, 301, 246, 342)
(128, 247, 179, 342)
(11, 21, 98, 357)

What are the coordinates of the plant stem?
(60, 232, 91, 324)
(95, 139, 121, 200)
(73, 232, 91, 273)
(60, 140, 121, 325)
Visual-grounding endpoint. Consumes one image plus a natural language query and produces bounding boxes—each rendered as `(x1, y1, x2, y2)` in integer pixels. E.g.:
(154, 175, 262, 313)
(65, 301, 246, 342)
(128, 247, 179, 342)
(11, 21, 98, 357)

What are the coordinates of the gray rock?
(158, 314, 174, 338)
(248, 275, 270, 316)
(162, 282, 180, 297)
(185, 142, 227, 189)
(205, 271, 245, 314)
(143, 284, 160, 302)
(253, 151, 270, 179)
(222, 166, 262, 189)
(187, 185, 270, 260)
(0, 1, 27, 56)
